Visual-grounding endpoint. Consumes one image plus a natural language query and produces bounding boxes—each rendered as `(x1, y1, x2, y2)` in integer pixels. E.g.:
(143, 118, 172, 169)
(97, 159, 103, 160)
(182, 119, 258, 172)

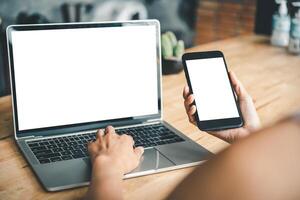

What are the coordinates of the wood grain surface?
(0, 35, 300, 200)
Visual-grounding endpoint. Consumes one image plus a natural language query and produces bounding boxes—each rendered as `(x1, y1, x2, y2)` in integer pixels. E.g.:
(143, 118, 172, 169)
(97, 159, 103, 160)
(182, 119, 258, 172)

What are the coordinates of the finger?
(121, 134, 134, 146)
(96, 129, 104, 141)
(188, 105, 197, 116)
(128, 135, 135, 146)
(229, 71, 250, 100)
(229, 71, 241, 97)
(105, 126, 119, 148)
(183, 85, 190, 99)
(187, 105, 197, 124)
(96, 129, 106, 148)
(188, 114, 196, 124)
(184, 94, 195, 111)
(229, 71, 238, 87)
(88, 142, 99, 162)
(185, 94, 195, 106)
(105, 125, 115, 135)
(134, 146, 144, 160)
(88, 141, 98, 154)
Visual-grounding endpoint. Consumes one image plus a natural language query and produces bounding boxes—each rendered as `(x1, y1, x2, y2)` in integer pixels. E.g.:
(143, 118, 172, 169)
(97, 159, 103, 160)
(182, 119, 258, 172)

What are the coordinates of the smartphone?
(182, 51, 243, 131)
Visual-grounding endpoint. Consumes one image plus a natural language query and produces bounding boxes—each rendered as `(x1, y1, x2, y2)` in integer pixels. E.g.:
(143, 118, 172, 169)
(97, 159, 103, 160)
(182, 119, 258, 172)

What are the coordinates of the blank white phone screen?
(186, 57, 239, 121)
(11, 25, 158, 131)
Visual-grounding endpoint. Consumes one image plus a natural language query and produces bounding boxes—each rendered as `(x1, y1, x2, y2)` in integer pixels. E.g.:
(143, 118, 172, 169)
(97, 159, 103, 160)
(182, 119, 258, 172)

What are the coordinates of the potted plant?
(161, 31, 185, 75)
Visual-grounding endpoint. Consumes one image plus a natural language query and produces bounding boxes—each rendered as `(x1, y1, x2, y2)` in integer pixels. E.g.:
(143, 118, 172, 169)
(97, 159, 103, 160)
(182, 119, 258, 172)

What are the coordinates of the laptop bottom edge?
(44, 160, 207, 192)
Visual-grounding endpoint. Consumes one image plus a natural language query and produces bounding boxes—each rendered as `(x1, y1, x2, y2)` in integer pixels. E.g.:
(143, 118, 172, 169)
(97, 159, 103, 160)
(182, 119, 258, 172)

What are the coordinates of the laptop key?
(69, 141, 78, 146)
(28, 143, 39, 147)
(135, 143, 142, 147)
(156, 141, 165, 145)
(61, 151, 71, 156)
(49, 141, 55, 145)
(63, 146, 74, 151)
(57, 143, 66, 147)
(35, 149, 53, 156)
(36, 153, 60, 160)
(39, 159, 50, 164)
(73, 145, 84, 150)
(72, 153, 86, 159)
(40, 141, 49, 146)
(47, 144, 58, 149)
(50, 157, 62, 162)
(61, 155, 73, 160)
(160, 135, 176, 140)
(71, 150, 83, 155)
(52, 147, 63, 153)
(30, 146, 47, 152)
(77, 140, 84, 144)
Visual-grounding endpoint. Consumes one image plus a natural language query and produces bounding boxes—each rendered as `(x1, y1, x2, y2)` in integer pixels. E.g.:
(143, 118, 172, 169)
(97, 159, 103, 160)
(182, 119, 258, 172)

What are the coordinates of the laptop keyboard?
(27, 124, 185, 164)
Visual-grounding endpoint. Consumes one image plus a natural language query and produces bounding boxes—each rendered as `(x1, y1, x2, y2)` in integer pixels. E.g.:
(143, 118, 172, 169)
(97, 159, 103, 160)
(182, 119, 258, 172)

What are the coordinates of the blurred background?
(0, 0, 298, 97)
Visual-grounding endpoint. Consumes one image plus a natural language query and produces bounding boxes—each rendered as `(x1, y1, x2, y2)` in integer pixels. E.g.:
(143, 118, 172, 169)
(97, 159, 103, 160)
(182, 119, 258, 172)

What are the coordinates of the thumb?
(183, 85, 190, 99)
(229, 71, 250, 101)
(134, 146, 144, 160)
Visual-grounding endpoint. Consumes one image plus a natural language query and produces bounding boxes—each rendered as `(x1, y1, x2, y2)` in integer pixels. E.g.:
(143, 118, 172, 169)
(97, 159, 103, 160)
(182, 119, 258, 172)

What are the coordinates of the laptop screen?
(9, 22, 160, 132)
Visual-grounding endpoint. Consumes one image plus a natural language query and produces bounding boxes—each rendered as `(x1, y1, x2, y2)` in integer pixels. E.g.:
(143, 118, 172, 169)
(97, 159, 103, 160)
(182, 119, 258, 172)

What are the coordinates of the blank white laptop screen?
(11, 25, 159, 131)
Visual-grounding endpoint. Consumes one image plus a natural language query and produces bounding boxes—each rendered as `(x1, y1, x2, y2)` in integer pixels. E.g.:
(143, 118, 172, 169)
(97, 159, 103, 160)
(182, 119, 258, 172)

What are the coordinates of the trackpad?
(131, 148, 174, 173)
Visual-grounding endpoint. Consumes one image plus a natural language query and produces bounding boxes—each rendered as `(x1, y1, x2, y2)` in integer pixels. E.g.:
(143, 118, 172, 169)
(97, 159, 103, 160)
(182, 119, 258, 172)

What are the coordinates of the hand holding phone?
(182, 51, 243, 131)
(182, 51, 261, 142)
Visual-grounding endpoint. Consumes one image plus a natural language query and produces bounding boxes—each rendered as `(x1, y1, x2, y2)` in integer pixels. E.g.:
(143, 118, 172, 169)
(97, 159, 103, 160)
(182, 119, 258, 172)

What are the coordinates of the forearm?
(86, 157, 124, 200)
(86, 176, 123, 200)
(168, 118, 300, 200)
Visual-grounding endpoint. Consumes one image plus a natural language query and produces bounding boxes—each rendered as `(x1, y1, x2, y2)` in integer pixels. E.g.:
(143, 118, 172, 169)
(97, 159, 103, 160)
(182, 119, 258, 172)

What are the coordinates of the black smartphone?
(182, 51, 244, 131)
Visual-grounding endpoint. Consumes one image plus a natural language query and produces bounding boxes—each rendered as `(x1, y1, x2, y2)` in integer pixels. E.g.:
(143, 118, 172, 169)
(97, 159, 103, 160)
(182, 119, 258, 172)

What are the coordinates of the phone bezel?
(182, 51, 244, 131)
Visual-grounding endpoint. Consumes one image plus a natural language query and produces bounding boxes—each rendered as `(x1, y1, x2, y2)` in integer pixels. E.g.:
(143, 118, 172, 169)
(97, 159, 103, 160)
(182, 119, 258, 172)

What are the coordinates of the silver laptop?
(6, 20, 212, 191)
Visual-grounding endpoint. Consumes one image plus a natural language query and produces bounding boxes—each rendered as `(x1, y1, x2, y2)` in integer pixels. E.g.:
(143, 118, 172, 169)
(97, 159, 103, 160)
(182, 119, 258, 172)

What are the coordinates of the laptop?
(6, 20, 212, 191)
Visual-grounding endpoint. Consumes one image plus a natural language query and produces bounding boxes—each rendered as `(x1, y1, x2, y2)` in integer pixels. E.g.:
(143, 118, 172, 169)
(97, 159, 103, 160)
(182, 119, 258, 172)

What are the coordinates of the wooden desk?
(1, 35, 300, 200)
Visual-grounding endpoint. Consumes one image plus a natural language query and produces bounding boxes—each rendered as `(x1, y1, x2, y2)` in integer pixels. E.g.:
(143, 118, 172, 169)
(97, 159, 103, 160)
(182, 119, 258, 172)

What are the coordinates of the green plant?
(161, 31, 185, 60)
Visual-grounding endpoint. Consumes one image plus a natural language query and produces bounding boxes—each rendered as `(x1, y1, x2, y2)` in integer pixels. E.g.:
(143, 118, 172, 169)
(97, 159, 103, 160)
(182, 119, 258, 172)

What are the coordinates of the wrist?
(92, 155, 124, 182)
(87, 156, 124, 200)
